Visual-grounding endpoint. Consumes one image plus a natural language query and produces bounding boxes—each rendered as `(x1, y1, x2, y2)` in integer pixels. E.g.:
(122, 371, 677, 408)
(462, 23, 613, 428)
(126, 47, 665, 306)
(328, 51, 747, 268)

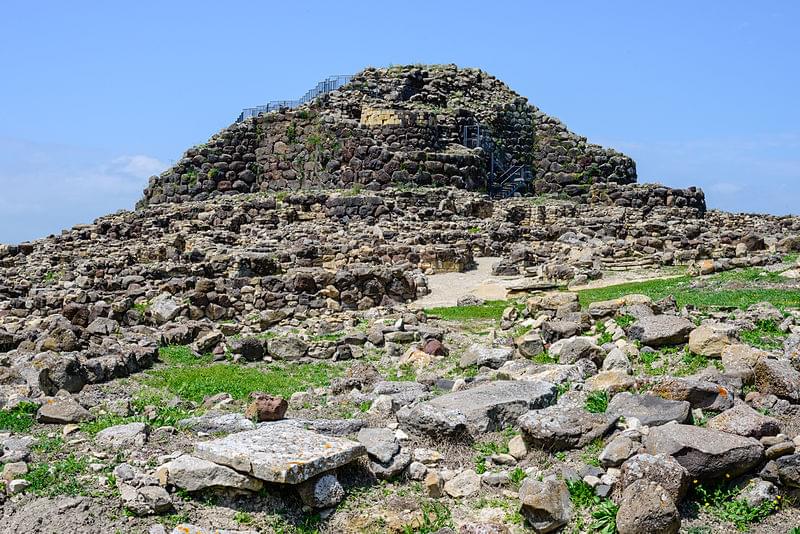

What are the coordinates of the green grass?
(310, 331, 345, 342)
(473, 439, 510, 474)
(385, 363, 417, 382)
(740, 319, 787, 350)
(509, 467, 527, 486)
(234, 511, 254, 525)
(584, 391, 609, 413)
(80, 388, 194, 435)
(532, 351, 559, 364)
(402, 501, 453, 534)
(31, 433, 64, 454)
(144, 362, 340, 403)
(614, 314, 636, 328)
(0, 401, 38, 432)
(690, 481, 780, 531)
(580, 438, 605, 468)
(23, 454, 91, 496)
(424, 300, 517, 321)
(159, 345, 212, 365)
(577, 269, 800, 310)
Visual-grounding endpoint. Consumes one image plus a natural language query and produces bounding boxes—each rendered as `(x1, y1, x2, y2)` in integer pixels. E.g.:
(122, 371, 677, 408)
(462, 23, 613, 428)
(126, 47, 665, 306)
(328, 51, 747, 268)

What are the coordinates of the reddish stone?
(422, 339, 447, 356)
(244, 392, 288, 422)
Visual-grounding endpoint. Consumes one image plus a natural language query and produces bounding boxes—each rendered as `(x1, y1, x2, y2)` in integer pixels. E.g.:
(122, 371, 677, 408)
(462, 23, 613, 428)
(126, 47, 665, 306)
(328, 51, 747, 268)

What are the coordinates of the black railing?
(237, 74, 353, 122)
(462, 123, 533, 198)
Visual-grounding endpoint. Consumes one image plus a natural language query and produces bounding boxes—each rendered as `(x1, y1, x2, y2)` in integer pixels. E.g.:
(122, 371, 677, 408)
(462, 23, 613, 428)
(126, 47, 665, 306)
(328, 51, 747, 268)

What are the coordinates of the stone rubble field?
(3, 64, 800, 533)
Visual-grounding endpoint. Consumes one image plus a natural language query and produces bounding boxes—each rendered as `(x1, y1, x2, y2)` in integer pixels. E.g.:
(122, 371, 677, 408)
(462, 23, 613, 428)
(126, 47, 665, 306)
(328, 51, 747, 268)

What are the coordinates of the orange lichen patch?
(718, 386, 728, 397)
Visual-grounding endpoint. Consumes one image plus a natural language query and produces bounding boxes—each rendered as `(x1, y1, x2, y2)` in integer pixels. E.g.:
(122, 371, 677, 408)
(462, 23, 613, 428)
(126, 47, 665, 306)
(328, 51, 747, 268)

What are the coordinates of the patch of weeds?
(424, 300, 518, 321)
(555, 451, 567, 462)
(473, 439, 509, 474)
(133, 300, 151, 314)
(614, 314, 636, 329)
(590, 499, 619, 533)
(159, 345, 212, 366)
(311, 331, 345, 342)
(584, 391, 609, 413)
(163, 512, 191, 529)
(0, 401, 38, 432)
(689, 480, 781, 531)
(509, 467, 527, 486)
(740, 319, 787, 350)
(674, 349, 715, 376)
(467, 226, 480, 234)
(580, 438, 605, 467)
(385, 363, 417, 382)
(31, 433, 64, 454)
(595, 322, 613, 345)
(145, 362, 340, 403)
(24, 454, 91, 496)
(402, 501, 453, 534)
(462, 364, 479, 378)
(358, 400, 372, 413)
(567, 479, 598, 509)
(234, 511, 254, 525)
(556, 381, 571, 399)
(532, 351, 559, 365)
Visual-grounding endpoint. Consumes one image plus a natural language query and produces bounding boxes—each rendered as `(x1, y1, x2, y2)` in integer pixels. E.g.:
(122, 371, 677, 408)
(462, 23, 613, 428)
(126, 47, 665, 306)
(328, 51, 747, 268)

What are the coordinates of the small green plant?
(555, 451, 567, 462)
(595, 322, 613, 345)
(590, 499, 619, 533)
(580, 438, 605, 467)
(532, 351, 559, 365)
(358, 400, 372, 413)
(584, 391, 609, 413)
(556, 381, 571, 398)
(509, 467, 527, 486)
(386, 363, 417, 382)
(567, 479, 598, 509)
(0, 401, 39, 432)
(424, 300, 518, 321)
(614, 314, 636, 329)
(690, 481, 780, 531)
(402, 501, 453, 534)
(467, 226, 480, 234)
(32, 433, 64, 454)
(286, 123, 297, 142)
(234, 511, 254, 525)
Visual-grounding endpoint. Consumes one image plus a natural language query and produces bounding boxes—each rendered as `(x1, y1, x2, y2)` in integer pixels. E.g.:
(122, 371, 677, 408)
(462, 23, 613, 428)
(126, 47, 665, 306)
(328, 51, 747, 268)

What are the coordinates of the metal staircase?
(461, 124, 533, 198)
(237, 74, 353, 122)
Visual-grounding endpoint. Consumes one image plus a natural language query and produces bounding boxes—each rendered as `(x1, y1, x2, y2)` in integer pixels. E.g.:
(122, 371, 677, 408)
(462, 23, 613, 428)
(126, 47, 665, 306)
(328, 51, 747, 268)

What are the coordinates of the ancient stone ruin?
(2, 64, 800, 534)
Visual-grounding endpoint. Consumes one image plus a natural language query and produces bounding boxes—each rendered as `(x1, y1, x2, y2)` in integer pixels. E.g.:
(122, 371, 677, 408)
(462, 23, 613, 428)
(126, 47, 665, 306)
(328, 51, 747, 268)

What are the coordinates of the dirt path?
(412, 257, 524, 308)
(413, 259, 687, 309)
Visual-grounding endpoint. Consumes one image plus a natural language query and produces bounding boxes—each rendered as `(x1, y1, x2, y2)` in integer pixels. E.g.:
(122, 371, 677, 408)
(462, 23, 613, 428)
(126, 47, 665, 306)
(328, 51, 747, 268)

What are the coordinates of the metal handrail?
(237, 74, 353, 122)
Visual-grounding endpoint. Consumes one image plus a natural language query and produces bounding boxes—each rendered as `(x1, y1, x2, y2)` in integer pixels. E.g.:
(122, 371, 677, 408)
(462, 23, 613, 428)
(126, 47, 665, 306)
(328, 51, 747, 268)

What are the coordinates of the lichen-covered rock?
(518, 478, 573, 533)
(518, 406, 616, 450)
(606, 392, 690, 427)
(617, 453, 689, 502)
(706, 402, 780, 438)
(644, 423, 763, 479)
(616, 480, 680, 534)
(628, 315, 693, 347)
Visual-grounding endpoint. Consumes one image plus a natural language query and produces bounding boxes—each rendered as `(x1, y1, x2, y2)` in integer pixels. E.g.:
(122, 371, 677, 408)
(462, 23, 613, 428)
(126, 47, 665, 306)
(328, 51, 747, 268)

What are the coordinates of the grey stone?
(194, 421, 366, 484)
(297, 473, 345, 508)
(645, 423, 764, 479)
(399, 380, 556, 437)
(444, 469, 481, 498)
(707, 402, 780, 438)
(616, 480, 680, 534)
(357, 427, 400, 463)
(96, 422, 149, 448)
(36, 396, 93, 424)
(267, 336, 309, 360)
(516, 332, 545, 358)
(599, 435, 638, 467)
(156, 454, 263, 492)
(651, 377, 734, 411)
(372, 380, 428, 406)
(459, 344, 513, 369)
(150, 293, 183, 324)
(518, 406, 616, 451)
(178, 413, 256, 434)
(553, 337, 604, 365)
(775, 454, 800, 487)
(119, 483, 173, 516)
(739, 478, 778, 508)
(755, 358, 800, 402)
(371, 448, 411, 480)
(688, 323, 737, 358)
(86, 317, 118, 336)
(617, 453, 689, 502)
(628, 315, 693, 347)
(518, 478, 573, 533)
(606, 392, 690, 427)
(170, 526, 258, 534)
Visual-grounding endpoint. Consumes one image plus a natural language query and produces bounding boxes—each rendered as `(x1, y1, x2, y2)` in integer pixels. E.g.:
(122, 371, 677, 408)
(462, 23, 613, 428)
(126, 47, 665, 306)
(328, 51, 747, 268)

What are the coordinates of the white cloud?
(0, 137, 170, 243)
(708, 182, 744, 195)
(111, 154, 167, 177)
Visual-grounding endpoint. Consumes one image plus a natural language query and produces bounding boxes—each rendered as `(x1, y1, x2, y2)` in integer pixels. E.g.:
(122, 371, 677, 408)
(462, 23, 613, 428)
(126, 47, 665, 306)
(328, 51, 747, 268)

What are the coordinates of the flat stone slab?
(399, 380, 556, 437)
(194, 421, 366, 484)
(606, 392, 690, 427)
(645, 423, 763, 479)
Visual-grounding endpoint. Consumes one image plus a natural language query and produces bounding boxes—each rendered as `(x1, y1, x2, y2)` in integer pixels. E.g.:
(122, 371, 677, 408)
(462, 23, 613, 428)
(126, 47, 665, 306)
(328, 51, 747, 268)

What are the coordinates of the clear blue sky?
(1, 1, 798, 243)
